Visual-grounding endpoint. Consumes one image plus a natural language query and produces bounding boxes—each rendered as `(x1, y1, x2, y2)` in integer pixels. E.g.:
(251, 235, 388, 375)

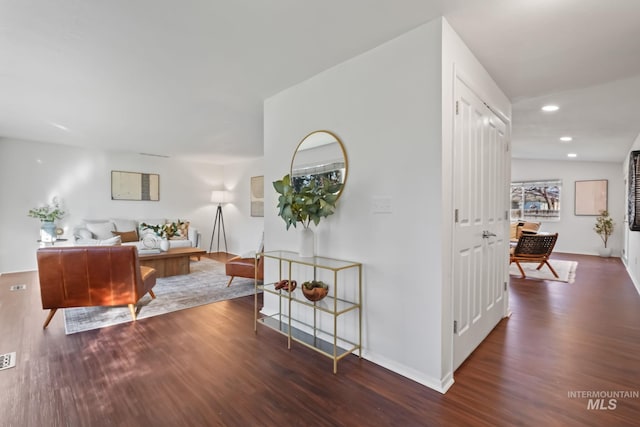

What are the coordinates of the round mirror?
(290, 130, 348, 198)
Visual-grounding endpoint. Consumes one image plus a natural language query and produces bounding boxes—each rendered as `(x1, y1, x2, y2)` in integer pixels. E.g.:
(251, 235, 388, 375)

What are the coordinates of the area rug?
(63, 258, 256, 334)
(509, 259, 578, 283)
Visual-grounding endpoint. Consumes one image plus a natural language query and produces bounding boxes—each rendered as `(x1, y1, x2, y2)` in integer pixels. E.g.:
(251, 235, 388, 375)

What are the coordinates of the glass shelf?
(258, 314, 359, 361)
(259, 282, 359, 316)
(254, 251, 362, 373)
(261, 250, 360, 271)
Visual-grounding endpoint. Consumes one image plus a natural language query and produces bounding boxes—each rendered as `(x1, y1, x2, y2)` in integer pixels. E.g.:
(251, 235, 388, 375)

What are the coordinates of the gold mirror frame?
(290, 130, 348, 199)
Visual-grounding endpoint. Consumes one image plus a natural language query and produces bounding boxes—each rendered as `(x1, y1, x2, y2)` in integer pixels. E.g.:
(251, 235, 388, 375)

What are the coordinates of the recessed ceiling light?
(542, 105, 559, 112)
(560, 136, 573, 142)
(567, 153, 577, 158)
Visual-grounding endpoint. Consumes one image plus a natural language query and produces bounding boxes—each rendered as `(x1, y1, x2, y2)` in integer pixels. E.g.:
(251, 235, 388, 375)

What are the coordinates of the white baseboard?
(0, 268, 37, 275)
(622, 258, 640, 296)
(360, 349, 454, 394)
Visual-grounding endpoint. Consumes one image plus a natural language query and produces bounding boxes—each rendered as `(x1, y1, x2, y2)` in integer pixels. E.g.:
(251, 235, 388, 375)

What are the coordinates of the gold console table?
(254, 250, 362, 373)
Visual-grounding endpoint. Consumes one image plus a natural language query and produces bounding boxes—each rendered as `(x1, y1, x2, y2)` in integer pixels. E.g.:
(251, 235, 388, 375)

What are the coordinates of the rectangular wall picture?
(111, 171, 159, 201)
(575, 179, 607, 216)
(251, 175, 264, 217)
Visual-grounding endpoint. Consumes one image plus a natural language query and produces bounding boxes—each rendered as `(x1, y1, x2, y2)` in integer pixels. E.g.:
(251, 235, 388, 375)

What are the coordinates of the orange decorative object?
(274, 279, 297, 291)
(301, 285, 328, 302)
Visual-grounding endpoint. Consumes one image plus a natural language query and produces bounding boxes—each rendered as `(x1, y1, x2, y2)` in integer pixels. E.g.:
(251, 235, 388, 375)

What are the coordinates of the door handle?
(482, 230, 496, 238)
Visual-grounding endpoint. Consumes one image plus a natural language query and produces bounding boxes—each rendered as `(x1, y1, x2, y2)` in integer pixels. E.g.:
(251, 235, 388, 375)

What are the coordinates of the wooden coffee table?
(138, 247, 207, 278)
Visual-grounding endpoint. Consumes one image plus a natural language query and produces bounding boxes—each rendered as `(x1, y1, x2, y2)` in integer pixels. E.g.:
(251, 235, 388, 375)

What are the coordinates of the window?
(511, 179, 561, 221)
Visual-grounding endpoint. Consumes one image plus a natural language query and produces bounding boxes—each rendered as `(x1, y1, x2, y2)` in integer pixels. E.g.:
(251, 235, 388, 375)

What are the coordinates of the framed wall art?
(111, 171, 159, 201)
(574, 179, 607, 216)
(250, 175, 264, 217)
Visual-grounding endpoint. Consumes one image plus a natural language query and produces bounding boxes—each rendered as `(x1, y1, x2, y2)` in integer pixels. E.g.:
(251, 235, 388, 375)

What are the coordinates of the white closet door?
(452, 77, 509, 370)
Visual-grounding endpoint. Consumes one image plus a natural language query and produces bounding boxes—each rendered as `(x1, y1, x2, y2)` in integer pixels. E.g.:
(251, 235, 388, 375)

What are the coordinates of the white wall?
(264, 18, 510, 393)
(222, 158, 265, 254)
(512, 159, 624, 256)
(0, 137, 263, 272)
(623, 133, 640, 294)
(265, 19, 444, 391)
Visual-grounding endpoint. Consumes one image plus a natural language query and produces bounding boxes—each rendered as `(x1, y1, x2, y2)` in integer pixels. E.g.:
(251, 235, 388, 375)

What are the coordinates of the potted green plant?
(28, 197, 65, 242)
(594, 209, 614, 257)
(272, 174, 342, 256)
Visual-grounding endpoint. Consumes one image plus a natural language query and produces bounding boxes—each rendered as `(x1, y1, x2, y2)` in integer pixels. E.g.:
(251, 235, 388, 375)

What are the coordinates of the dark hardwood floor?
(1, 253, 639, 426)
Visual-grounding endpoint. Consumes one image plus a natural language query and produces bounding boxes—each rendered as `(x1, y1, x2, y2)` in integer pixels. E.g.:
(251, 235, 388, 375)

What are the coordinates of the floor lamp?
(209, 190, 228, 253)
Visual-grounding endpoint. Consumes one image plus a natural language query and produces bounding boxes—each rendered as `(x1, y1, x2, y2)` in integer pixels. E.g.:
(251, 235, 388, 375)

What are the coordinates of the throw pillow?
(98, 236, 122, 246)
(141, 234, 161, 249)
(112, 230, 139, 243)
(111, 218, 138, 232)
(75, 236, 122, 246)
(139, 223, 165, 239)
(138, 218, 166, 228)
(169, 220, 190, 240)
(74, 228, 93, 240)
(138, 219, 165, 235)
(85, 221, 116, 240)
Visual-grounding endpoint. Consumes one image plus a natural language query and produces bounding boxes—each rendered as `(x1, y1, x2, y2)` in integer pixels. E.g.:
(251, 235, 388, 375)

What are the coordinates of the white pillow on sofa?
(138, 219, 166, 227)
(239, 232, 264, 259)
(141, 234, 161, 249)
(98, 236, 122, 246)
(111, 218, 138, 232)
(75, 236, 122, 246)
(85, 221, 116, 240)
(74, 228, 93, 240)
(138, 219, 167, 238)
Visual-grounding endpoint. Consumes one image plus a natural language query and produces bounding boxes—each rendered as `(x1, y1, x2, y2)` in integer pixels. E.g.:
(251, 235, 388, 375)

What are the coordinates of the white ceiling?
(1, 0, 640, 164)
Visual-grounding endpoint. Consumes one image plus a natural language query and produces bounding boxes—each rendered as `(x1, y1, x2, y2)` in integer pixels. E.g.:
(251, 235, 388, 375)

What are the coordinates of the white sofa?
(73, 218, 200, 250)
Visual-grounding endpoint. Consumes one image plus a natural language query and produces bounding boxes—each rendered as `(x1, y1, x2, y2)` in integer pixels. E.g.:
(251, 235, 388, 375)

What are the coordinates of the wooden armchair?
(509, 233, 559, 279)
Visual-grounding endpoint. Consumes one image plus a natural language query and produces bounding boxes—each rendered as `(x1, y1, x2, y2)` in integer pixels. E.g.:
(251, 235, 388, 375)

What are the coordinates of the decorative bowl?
(301, 282, 329, 301)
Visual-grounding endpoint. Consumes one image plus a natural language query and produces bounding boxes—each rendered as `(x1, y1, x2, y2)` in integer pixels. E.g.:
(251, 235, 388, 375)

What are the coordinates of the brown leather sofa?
(225, 254, 264, 286)
(37, 246, 157, 328)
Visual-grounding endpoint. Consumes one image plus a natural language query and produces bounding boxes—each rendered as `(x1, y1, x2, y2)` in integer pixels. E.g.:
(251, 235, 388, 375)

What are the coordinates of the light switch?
(372, 196, 392, 214)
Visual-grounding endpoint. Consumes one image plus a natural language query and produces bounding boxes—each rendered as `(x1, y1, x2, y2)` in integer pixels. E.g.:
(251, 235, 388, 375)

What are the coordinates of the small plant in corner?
(594, 209, 614, 248)
(272, 174, 343, 230)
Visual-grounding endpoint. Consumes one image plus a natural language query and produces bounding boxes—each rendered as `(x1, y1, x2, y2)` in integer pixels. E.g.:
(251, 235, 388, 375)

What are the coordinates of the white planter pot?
(598, 247, 612, 258)
(299, 228, 314, 257)
(40, 221, 57, 243)
(160, 239, 170, 252)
